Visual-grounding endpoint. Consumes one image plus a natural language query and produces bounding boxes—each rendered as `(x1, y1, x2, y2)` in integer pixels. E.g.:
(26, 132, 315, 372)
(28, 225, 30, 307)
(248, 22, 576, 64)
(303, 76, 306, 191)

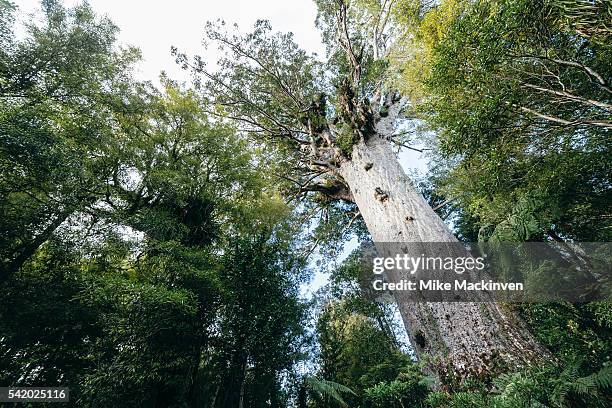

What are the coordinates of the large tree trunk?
(338, 134, 549, 382)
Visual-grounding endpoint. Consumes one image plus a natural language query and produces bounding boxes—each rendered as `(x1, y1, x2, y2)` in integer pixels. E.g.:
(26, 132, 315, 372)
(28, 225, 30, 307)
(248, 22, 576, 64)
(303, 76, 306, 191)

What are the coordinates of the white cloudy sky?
(15, 0, 325, 83)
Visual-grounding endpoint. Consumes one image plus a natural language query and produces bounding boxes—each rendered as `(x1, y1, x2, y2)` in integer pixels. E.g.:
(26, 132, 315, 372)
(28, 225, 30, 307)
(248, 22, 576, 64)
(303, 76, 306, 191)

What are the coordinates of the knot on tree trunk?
(374, 187, 388, 202)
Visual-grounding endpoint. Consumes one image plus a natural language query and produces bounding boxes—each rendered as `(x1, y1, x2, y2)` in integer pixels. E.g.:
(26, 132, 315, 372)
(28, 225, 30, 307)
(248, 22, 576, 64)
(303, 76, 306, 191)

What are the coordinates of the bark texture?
(338, 135, 549, 382)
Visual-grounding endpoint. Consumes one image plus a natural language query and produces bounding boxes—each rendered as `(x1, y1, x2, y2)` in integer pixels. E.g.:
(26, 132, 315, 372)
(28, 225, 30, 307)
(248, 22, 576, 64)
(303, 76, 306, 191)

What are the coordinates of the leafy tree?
(0, 0, 140, 280)
(205, 235, 307, 408)
(394, 0, 611, 242)
(1, 3, 309, 406)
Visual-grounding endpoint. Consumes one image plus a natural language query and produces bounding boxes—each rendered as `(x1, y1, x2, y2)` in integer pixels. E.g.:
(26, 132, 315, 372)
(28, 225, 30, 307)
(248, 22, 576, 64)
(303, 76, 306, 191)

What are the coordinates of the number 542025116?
(0, 387, 69, 402)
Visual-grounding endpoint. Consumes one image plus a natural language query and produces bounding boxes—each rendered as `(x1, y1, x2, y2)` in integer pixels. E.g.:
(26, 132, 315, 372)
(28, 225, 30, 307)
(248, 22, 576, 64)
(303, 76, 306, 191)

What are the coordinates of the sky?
(15, 0, 326, 83)
(14, 0, 428, 296)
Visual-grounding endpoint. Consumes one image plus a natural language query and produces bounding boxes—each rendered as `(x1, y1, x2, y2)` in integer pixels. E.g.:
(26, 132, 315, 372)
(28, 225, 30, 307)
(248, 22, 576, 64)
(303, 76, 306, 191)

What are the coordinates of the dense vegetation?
(0, 0, 610, 407)
(0, 2, 307, 406)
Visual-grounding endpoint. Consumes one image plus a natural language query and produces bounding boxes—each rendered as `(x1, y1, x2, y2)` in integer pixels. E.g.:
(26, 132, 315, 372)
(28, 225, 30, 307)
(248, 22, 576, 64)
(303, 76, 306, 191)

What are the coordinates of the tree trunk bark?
(338, 135, 549, 382)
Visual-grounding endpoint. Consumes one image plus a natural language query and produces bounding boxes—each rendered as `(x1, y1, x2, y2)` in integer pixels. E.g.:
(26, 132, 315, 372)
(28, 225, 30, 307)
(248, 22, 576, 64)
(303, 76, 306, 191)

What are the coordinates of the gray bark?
(338, 134, 549, 381)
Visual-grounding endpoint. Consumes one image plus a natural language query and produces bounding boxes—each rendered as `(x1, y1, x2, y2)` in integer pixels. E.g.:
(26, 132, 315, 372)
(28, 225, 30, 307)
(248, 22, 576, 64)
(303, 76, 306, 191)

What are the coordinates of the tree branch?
(522, 83, 612, 112)
(518, 106, 612, 129)
(336, 0, 361, 85)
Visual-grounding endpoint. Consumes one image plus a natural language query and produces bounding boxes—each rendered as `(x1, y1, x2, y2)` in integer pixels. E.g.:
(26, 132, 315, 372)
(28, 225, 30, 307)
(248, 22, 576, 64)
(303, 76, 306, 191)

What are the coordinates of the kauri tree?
(173, 0, 550, 383)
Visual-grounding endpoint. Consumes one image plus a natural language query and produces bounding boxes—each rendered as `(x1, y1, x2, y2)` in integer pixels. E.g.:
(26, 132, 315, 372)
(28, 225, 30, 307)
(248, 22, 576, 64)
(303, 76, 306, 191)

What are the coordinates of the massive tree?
(174, 0, 548, 382)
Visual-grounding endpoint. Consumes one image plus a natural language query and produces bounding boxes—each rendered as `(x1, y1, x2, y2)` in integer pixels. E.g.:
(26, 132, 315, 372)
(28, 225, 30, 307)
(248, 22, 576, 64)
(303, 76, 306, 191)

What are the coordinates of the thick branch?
(301, 182, 354, 203)
(375, 95, 407, 135)
(1, 208, 73, 281)
(336, 1, 361, 85)
(550, 58, 611, 94)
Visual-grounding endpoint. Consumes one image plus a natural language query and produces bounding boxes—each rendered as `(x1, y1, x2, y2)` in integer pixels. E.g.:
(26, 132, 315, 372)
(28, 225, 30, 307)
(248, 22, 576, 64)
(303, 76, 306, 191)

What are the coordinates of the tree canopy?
(393, 0, 611, 242)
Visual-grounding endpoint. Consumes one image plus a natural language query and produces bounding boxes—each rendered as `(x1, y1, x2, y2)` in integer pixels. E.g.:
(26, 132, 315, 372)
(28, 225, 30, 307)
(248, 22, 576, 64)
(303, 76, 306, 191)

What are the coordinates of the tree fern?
(581, 364, 612, 391)
(550, 362, 611, 407)
(305, 377, 356, 407)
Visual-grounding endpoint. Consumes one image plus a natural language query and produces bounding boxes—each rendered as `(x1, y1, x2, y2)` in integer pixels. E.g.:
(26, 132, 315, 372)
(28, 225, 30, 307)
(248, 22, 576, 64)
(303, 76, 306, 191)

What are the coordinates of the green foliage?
(519, 302, 612, 368)
(0, 0, 140, 279)
(0, 3, 308, 407)
(426, 362, 612, 408)
(395, 0, 612, 242)
(363, 366, 432, 408)
(305, 377, 357, 407)
(0, 242, 202, 407)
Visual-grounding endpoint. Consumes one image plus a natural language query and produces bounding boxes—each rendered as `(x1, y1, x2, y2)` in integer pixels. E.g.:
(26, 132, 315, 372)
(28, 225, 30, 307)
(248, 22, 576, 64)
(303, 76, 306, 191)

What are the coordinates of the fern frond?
(584, 365, 612, 390)
(306, 377, 356, 407)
